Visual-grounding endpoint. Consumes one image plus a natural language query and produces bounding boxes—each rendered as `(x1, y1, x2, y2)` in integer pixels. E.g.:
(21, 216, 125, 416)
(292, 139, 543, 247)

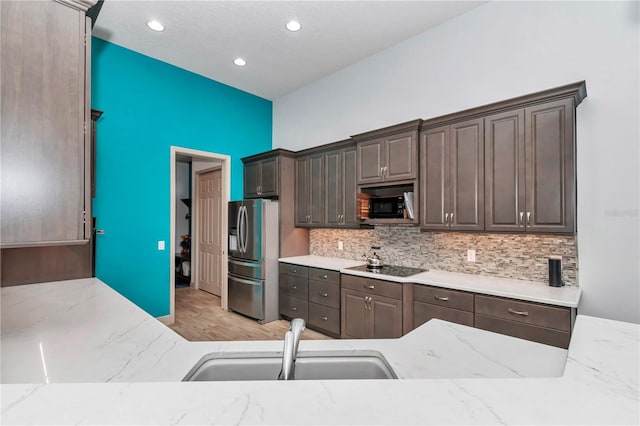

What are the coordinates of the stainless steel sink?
(183, 350, 397, 381)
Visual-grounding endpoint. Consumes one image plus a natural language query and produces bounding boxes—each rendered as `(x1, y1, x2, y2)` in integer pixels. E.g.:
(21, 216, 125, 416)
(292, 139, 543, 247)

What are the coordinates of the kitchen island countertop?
(1, 278, 637, 425)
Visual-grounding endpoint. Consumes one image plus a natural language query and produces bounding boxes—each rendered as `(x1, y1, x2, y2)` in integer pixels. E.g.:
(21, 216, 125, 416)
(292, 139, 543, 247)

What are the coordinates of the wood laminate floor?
(168, 287, 332, 341)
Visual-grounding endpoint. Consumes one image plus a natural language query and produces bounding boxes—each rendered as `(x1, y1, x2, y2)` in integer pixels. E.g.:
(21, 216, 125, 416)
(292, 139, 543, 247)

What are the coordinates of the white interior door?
(197, 169, 222, 296)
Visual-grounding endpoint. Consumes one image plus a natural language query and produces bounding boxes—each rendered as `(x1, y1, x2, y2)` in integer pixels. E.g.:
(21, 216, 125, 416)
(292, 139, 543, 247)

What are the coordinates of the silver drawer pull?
(508, 308, 529, 316)
(320, 316, 328, 321)
(321, 275, 328, 279)
(291, 285, 297, 289)
(363, 284, 375, 290)
(290, 269, 297, 273)
(291, 307, 297, 311)
(433, 295, 449, 302)
(320, 292, 329, 297)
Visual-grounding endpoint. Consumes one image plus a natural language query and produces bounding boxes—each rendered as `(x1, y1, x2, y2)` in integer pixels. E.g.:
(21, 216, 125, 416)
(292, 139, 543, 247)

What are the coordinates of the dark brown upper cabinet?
(420, 118, 485, 231)
(243, 155, 279, 198)
(485, 99, 575, 234)
(1, 0, 92, 248)
(325, 144, 358, 227)
(295, 153, 324, 227)
(353, 120, 422, 185)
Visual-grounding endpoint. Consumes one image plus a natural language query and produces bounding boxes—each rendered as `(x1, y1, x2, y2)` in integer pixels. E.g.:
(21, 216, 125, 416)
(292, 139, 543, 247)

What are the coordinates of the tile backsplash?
(310, 226, 577, 286)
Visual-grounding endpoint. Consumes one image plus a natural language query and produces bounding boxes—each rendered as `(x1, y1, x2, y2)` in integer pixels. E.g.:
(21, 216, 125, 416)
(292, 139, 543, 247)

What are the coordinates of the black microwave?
(369, 196, 405, 219)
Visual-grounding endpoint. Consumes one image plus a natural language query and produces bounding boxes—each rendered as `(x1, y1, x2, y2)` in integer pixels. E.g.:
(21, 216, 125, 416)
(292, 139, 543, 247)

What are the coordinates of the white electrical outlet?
(158, 240, 165, 251)
(338, 241, 344, 250)
(467, 249, 476, 262)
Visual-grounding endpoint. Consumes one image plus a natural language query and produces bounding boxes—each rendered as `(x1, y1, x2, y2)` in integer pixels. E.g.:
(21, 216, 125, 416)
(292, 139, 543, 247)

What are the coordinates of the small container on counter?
(548, 256, 563, 287)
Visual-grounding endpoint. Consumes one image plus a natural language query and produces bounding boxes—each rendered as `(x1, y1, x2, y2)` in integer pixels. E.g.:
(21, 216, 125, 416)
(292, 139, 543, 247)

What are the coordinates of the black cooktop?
(346, 264, 427, 278)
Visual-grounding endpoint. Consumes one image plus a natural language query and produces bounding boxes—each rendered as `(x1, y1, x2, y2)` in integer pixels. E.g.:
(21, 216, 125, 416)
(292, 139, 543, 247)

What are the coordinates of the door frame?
(163, 146, 230, 325)
(193, 166, 223, 296)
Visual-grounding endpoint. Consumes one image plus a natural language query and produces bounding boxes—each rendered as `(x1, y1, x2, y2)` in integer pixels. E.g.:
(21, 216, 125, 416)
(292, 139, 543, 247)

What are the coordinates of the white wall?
(273, 1, 640, 323)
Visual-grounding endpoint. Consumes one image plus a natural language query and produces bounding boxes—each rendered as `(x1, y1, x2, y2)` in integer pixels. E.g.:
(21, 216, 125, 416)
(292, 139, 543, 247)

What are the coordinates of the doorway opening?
(164, 147, 231, 325)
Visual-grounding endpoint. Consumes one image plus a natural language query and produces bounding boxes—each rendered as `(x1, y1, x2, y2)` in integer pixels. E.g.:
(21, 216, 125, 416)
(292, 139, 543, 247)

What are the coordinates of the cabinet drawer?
(308, 267, 340, 285)
(475, 314, 570, 349)
(279, 263, 309, 279)
(308, 302, 340, 336)
(475, 295, 571, 332)
(279, 274, 308, 299)
(308, 280, 340, 309)
(414, 302, 474, 328)
(414, 285, 474, 312)
(341, 274, 402, 300)
(279, 296, 308, 321)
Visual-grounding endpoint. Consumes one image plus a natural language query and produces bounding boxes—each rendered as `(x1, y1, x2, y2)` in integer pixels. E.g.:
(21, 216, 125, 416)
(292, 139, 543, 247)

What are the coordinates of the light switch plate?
(158, 240, 165, 251)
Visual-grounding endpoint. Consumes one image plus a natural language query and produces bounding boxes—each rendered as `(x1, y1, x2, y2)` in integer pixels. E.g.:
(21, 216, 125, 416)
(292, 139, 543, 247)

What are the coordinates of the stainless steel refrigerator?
(228, 199, 279, 323)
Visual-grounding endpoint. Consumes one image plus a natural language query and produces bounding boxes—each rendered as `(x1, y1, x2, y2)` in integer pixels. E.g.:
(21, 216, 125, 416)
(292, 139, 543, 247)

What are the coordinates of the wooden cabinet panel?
(385, 133, 417, 181)
(259, 157, 278, 197)
(414, 302, 474, 328)
(449, 119, 484, 230)
(309, 154, 324, 226)
(308, 267, 340, 284)
(243, 161, 260, 198)
(413, 285, 474, 312)
(341, 288, 368, 338)
(371, 294, 403, 338)
(341, 274, 403, 300)
(324, 150, 341, 227)
(357, 140, 384, 184)
(279, 295, 309, 321)
(294, 157, 310, 226)
(420, 126, 449, 230)
(1, 0, 90, 246)
(309, 280, 340, 309)
(475, 294, 571, 332)
(525, 99, 575, 233)
(243, 157, 280, 198)
(485, 109, 526, 232)
(308, 302, 340, 336)
(342, 148, 359, 226)
(420, 118, 483, 231)
(279, 263, 308, 279)
(279, 274, 309, 300)
(475, 314, 570, 349)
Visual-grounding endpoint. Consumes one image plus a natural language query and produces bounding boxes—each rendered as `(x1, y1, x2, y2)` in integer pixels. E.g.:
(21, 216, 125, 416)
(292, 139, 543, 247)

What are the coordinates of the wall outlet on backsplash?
(338, 241, 344, 250)
(467, 249, 476, 262)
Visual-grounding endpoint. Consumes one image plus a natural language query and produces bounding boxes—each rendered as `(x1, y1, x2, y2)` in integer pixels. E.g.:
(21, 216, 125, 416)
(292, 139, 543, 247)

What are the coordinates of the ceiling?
(93, 1, 484, 100)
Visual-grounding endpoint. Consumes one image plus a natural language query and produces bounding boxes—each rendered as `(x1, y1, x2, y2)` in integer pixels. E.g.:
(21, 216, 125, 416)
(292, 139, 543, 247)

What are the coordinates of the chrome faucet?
(278, 318, 306, 380)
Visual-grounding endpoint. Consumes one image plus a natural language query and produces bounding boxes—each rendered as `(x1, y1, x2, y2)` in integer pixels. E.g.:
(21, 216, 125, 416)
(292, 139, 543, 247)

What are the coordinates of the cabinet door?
(1, 1, 88, 246)
(308, 154, 324, 226)
(357, 139, 384, 184)
(385, 132, 417, 181)
(244, 161, 260, 199)
(294, 157, 309, 226)
(259, 157, 278, 197)
(449, 118, 484, 231)
(420, 126, 450, 230)
(371, 294, 403, 338)
(485, 109, 526, 232)
(341, 148, 359, 226)
(324, 150, 341, 227)
(524, 99, 575, 233)
(341, 289, 369, 338)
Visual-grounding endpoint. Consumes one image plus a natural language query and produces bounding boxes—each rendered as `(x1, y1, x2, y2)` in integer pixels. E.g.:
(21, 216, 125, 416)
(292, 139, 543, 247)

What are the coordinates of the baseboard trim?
(157, 314, 173, 325)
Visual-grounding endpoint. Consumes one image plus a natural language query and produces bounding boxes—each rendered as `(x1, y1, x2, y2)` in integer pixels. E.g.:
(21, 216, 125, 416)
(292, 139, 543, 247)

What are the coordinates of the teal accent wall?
(91, 38, 272, 317)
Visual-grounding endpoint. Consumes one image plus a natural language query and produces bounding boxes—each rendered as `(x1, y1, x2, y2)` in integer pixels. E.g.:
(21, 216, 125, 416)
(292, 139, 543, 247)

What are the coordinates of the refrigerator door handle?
(236, 204, 243, 252)
(240, 205, 247, 253)
(242, 205, 249, 253)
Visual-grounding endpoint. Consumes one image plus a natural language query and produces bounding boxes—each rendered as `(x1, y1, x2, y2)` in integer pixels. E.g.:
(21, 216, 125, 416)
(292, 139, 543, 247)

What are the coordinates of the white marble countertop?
(1, 278, 637, 425)
(279, 255, 581, 307)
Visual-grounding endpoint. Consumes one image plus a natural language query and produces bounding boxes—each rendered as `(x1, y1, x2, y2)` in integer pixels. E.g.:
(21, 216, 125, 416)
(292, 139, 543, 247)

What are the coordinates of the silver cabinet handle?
(445, 213, 449, 225)
(290, 269, 297, 274)
(433, 295, 449, 302)
(291, 285, 297, 289)
(380, 167, 384, 177)
(527, 211, 531, 226)
(320, 316, 328, 321)
(519, 212, 524, 227)
(363, 284, 375, 290)
(291, 306, 297, 311)
(321, 275, 328, 279)
(320, 292, 328, 297)
(508, 308, 529, 316)
(449, 213, 454, 226)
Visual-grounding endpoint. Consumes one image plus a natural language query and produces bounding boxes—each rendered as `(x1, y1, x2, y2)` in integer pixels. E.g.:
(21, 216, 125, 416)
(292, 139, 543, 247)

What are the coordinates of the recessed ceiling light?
(285, 20, 301, 32)
(233, 57, 247, 67)
(146, 20, 165, 32)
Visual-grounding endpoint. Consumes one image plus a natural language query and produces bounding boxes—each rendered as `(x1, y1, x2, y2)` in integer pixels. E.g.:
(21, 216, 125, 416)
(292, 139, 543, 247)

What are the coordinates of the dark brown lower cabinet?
(414, 302, 474, 328)
(413, 284, 475, 328)
(474, 294, 572, 349)
(340, 275, 403, 339)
